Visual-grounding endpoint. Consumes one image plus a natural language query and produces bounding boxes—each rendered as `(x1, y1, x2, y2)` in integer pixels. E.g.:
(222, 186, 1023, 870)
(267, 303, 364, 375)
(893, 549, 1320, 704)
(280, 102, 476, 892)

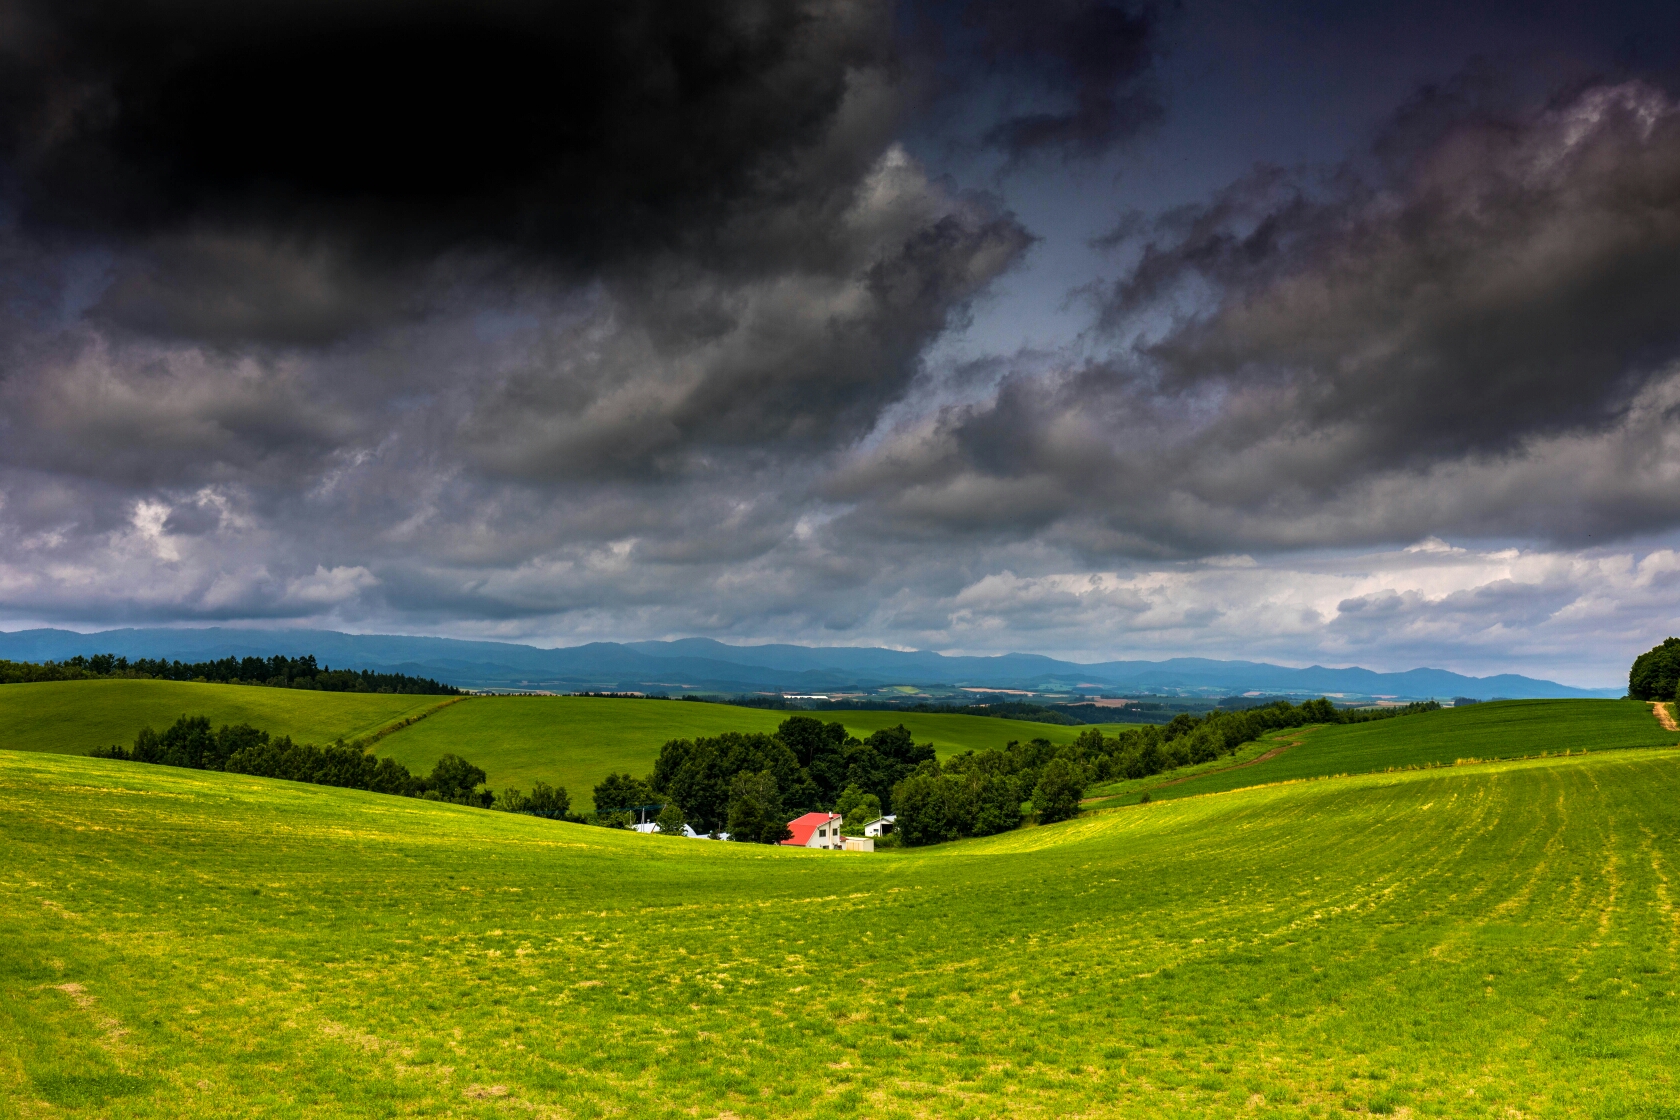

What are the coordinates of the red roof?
(781, 811, 842, 846)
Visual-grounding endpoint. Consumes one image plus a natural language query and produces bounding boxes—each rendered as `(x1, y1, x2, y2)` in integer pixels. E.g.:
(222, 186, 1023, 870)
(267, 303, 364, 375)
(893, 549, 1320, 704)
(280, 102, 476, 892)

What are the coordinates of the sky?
(2, 0, 1679, 686)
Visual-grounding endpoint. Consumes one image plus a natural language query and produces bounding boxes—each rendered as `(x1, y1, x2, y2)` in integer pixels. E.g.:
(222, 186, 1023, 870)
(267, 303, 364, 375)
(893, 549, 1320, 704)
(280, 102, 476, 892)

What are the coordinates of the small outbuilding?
(862, 815, 896, 838)
(635, 822, 706, 838)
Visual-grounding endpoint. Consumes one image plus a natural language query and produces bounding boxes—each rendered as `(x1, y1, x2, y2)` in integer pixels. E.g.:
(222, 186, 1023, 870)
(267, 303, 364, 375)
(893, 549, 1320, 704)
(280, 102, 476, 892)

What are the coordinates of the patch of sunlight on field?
(3, 745, 1678, 1117)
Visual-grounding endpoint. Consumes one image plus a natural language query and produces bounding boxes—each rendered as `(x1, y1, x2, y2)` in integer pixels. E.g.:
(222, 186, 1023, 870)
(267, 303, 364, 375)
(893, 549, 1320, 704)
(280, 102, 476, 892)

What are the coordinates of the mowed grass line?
(372, 696, 1083, 808)
(1107, 698, 1673, 805)
(0, 680, 446, 756)
(3, 747, 1678, 1117)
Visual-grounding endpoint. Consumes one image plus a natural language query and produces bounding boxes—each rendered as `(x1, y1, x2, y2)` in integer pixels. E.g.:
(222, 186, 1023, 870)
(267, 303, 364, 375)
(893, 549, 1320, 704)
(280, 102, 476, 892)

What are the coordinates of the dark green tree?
(833, 785, 881, 833)
(652, 731, 809, 832)
(964, 771, 1022, 836)
(593, 772, 656, 818)
(726, 770, 790, 844)
(1629, 638, 1680, 700)
(1032, 757, 1084, 825)
(777, 716, 850, 802)
(526, 780, 571, 819)
(654, 802, 688, 836)
(892, 770, 954, 846)
(429, 754, 487, 802)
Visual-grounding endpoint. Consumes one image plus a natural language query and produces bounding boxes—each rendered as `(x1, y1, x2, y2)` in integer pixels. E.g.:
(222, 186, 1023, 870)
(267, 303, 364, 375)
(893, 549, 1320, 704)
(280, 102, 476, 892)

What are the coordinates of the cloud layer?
(1, 4, 1677, 684)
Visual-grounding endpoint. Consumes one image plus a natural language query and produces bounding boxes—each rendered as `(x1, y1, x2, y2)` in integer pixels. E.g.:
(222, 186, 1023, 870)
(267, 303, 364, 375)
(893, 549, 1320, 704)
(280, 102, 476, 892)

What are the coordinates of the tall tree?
(726, 771, 790, 844)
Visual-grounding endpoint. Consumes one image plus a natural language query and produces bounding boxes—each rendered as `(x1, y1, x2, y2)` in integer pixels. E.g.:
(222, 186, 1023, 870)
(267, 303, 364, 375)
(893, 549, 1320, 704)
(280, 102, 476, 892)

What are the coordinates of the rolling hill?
(0, 679, 449, 756)
(0, 680, 1080, 806)
(4, 736, 1676, 1117)
(1086, 698, 1676, 808)
(332, 696, 1084, 809)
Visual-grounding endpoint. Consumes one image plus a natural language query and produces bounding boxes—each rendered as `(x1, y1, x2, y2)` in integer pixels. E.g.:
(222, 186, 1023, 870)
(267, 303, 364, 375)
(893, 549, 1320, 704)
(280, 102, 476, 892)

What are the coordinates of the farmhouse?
(780, 812, 874, 852)
(782, 811, 846, 849)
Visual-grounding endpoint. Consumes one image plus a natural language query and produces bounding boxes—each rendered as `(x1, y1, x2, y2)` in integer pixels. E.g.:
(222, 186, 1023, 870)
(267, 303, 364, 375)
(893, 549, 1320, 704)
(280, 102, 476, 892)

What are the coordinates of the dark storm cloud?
(0, 0, 1151, 339)
(1, 1, 880, 259)
(840, 79, 1680, 555)
(924, 0, 1162, 161)
(0, 0, 1147, 630)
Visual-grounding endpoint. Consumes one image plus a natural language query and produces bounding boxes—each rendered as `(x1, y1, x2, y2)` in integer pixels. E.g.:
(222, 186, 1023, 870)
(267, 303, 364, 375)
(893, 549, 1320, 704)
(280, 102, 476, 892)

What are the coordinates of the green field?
(0, 680, 447, 756)
(0, 682, 1082, 809)
(370, 697, 1083, 809)
(4, 740, 1678, 1118)
(1089, 698, 1675, 807)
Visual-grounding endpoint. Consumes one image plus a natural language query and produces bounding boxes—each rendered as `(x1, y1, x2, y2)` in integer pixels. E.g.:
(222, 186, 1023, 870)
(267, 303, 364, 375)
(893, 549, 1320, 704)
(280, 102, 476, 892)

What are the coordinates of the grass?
(0, 682, 1082, 809)
(370, 696, 1083, 809)
(1088, 698, 1674, 807)
(3, 741, 1679, 1117)
(0, 680, 448, 756)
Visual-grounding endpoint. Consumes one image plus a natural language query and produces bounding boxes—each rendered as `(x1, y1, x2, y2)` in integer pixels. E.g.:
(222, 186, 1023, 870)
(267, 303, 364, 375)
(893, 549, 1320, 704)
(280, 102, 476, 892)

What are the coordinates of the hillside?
(371, 696, 1083, 809)
(4, 744, 1677, 1117)
(0, 679, 447, 756)
(0, 681, 1080, 807)
(1088, 698, 1674, 808)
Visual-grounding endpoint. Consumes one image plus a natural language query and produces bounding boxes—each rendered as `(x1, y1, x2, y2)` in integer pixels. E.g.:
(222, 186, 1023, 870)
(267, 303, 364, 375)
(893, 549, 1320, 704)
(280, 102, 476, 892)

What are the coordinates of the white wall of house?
(806, 812, 845, 849)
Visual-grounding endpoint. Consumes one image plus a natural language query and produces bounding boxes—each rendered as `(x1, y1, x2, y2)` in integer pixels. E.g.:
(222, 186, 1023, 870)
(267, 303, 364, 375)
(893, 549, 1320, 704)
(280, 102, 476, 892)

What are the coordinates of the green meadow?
(0, 680, 447, 757)
(363, 696, 1082, 809)
(4, 734, 1679, 1118)
(0, 682, 1081, 809)
(1088, 698, 1675, 807)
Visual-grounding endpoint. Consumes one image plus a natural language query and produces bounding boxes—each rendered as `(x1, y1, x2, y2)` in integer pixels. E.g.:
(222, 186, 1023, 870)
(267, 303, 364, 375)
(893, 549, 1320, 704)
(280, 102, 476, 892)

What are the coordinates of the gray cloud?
(1, 6, 1676, 687)
(833, 80, 1680, 559)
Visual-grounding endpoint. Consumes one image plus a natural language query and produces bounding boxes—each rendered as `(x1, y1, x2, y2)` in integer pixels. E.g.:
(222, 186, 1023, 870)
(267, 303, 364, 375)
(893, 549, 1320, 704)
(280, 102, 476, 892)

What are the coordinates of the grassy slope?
(3, 746, 1678, 1118)
(1091, 698, 1673, 807)
(372, 697, 1082, 808)
(0, 679, 447, 756)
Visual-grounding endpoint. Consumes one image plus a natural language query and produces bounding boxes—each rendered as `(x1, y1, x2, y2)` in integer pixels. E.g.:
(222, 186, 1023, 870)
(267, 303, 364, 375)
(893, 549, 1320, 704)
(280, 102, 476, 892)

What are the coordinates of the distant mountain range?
(0, 627, 1623, 701)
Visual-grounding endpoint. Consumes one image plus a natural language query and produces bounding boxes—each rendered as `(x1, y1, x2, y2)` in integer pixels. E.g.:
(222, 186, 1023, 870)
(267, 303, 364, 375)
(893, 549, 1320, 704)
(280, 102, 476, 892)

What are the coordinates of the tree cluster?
(88, 714, 516, 807)
(2, 652, 459, 694)
(591, 718, 935, 841)
(1629, 638, 1680, 701)
(889, 696, 1442, 846)
(1069, 697, 1439, 786)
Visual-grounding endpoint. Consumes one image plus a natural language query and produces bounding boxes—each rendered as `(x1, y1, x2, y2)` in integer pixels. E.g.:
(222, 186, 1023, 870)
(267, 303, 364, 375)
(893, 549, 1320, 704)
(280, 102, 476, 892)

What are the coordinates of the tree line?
(88, 714, 541, 810)
(588, 697, 1440, 848)
(1, 652, 460, 695)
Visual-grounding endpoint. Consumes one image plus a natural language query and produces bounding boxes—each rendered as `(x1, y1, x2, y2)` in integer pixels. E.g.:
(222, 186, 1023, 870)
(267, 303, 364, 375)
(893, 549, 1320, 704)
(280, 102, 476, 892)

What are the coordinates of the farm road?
(1650, 700, 1678, 733)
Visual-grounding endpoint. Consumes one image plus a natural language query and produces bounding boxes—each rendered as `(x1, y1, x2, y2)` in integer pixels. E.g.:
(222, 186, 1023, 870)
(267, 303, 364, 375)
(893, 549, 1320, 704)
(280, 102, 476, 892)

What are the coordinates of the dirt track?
(1651, 701, 1678, 733)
